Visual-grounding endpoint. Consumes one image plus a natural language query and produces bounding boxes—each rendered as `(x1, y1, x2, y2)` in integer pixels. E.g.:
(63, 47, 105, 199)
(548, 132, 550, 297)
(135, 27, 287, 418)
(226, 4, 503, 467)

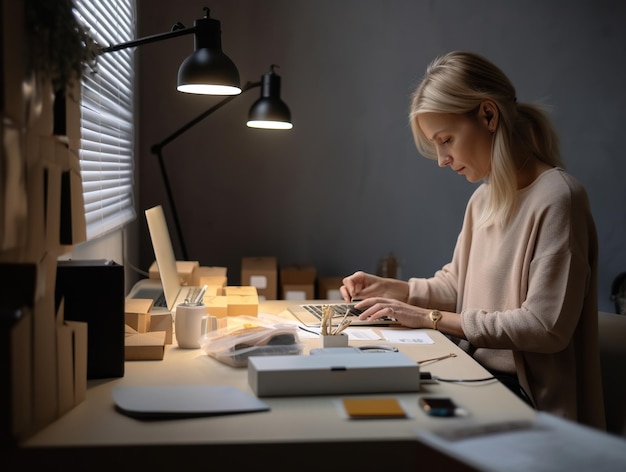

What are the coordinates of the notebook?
(126, 205, 204, 314)
(287, 302, 401, 327)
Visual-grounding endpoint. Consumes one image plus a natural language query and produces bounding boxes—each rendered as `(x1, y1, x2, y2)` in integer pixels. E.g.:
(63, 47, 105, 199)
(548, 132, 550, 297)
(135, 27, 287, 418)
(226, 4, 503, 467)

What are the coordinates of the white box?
(248, 352, 420, 397)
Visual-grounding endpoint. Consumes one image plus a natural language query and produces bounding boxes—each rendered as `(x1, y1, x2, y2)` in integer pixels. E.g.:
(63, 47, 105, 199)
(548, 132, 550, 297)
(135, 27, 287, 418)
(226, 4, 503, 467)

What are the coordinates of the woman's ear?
(479, 100, 499, 132)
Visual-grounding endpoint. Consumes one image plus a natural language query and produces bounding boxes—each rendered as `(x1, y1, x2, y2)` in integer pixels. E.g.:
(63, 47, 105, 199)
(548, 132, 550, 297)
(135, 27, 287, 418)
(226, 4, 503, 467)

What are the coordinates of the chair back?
(598, 311, 626, 436)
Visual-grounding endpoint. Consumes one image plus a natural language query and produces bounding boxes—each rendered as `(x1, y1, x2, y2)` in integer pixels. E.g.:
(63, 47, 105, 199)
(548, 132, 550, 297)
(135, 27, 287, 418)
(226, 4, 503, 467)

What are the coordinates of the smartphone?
(419, 397, 458, 417)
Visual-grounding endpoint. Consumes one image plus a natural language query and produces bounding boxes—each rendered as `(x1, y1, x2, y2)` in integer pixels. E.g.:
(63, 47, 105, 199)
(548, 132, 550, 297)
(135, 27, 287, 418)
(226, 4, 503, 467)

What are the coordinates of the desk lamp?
(151, 65, 293, 261)
(100, 7, 241, 95)
(100, 8, 293, 260)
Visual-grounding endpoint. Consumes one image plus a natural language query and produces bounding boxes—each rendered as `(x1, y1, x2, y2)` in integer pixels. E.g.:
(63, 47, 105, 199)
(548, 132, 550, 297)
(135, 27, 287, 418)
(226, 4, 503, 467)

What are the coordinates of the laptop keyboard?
(154, 292, 167, 307)
(302, 303, 362, 320)
(301, 303, 398, 323)
(131, 286, 200, 308)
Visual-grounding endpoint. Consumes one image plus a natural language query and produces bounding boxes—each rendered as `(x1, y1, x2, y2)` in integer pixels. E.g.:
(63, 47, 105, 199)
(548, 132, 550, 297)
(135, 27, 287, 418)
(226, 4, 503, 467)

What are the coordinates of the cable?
(436, 376, 497, 383)
(420, 372, 535, 408)
(420, 371, 496, 383)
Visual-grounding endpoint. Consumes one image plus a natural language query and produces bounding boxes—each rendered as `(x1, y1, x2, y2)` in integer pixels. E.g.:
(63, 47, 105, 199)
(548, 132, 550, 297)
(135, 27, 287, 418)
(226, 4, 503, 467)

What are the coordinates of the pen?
(194, 284, 208, 305)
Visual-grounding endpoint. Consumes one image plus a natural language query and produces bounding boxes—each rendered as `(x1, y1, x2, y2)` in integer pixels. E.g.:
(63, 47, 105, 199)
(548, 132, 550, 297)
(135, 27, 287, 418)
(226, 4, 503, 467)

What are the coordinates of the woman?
(341, 51, 605, 429)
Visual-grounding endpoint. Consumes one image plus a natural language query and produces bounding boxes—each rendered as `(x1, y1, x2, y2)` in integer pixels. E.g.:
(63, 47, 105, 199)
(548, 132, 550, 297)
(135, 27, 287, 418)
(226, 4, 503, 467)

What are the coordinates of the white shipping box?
(248, 352, 420, 397)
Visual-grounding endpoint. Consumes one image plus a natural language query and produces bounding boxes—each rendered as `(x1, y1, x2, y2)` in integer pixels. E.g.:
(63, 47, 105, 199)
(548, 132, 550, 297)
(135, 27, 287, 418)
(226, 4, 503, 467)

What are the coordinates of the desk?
(4, 301, 537, 470)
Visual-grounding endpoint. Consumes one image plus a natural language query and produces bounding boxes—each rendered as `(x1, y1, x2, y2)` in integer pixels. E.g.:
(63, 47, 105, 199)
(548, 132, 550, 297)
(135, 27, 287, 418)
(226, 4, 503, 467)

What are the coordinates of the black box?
(55, 259, 125, 379)
(0, 264, 37, 448)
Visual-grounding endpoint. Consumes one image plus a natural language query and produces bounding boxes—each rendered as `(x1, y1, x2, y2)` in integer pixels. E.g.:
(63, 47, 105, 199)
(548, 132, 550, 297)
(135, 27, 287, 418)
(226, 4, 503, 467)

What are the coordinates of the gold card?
(342, 398, 407, 419)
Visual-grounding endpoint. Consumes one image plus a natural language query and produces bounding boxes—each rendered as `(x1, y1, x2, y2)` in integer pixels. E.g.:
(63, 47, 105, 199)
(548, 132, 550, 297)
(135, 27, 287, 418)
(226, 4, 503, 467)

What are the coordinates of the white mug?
(175, 303, 208, 349)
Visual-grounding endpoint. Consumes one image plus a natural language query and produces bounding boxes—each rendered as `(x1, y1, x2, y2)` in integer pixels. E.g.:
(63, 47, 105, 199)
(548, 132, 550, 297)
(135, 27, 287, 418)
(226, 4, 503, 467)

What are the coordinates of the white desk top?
(12, 300, 611, 470)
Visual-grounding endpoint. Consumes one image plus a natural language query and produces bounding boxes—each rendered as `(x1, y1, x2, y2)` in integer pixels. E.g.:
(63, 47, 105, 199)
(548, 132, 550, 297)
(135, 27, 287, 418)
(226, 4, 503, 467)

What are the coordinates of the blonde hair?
(409, 51, 563, 226)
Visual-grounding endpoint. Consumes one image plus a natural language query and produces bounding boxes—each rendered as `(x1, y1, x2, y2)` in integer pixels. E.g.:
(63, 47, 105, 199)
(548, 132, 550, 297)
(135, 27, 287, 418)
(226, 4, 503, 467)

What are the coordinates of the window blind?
(73, 0, 136, 239)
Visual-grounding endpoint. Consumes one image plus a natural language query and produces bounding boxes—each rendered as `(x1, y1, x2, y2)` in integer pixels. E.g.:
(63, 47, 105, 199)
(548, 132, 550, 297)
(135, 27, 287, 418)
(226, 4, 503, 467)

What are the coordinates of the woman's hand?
(352, 297, 430, 328)
(340, 271, 410, 302)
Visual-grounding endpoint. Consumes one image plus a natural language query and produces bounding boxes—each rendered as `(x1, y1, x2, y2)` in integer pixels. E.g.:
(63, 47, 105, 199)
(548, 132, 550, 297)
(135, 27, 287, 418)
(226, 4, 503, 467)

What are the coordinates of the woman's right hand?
(340, 271, 409, 303)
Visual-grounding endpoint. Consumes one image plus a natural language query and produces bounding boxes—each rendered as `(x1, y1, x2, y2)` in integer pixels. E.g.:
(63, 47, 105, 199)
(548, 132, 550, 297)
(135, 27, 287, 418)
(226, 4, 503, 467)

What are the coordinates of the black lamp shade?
(177, 14, 241, 95)
(247, 70, 293, 129)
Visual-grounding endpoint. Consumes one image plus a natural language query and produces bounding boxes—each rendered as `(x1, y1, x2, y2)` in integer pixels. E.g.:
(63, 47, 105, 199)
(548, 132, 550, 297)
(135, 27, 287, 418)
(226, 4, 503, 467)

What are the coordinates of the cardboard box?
(225, 286, 259, 317)
(198, 266, 227, 279)
(282, 284, 315, 301)
(204, 295, 228, 328)
(149, 313, 173, 344)
(280, 265, 316, 300)
(317, 277, 344, 300)
(57, 318, 87, 416)
(241, 257, 277, 300)
(225, 286, 258, 296)
(280, 265, 316, 285)
(33, 254, 60, 430)
(199, 276, 227, 296)
(248, 352, 420, 397)
(124, 298, 153, 333)
(124, 326, 166, 361)
(149, 260, 200, 286)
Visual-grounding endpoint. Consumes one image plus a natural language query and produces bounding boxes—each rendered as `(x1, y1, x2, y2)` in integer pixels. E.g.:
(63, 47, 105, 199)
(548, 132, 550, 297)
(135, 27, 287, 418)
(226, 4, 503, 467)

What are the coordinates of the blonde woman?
(341, 51, 605, 429)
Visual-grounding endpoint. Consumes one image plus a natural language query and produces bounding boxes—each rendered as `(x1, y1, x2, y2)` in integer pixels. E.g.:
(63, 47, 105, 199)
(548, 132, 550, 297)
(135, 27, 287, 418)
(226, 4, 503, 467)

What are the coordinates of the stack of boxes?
(123, 298, 169, 360)
(241, 257, 345, 302)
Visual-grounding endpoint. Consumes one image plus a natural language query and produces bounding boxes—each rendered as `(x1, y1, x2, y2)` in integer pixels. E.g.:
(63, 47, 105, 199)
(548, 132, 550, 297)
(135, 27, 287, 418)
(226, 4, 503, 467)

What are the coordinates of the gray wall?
(135, 0, 626, 312)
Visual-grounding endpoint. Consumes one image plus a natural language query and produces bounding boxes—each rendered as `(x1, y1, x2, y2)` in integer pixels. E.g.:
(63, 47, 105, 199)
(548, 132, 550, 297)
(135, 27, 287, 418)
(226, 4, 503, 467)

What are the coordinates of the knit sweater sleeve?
(460, 170, 596, 353)
(408, 169, 596, 354)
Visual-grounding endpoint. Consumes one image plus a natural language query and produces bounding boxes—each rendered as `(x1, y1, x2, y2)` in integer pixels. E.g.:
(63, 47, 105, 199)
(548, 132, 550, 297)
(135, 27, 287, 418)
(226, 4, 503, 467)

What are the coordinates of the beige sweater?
(408, 168, 605, 429)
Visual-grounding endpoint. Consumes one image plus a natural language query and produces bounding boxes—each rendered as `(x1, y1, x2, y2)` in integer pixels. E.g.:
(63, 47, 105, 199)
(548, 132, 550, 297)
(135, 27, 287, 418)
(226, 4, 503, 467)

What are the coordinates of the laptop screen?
(145, 205, 182, 311)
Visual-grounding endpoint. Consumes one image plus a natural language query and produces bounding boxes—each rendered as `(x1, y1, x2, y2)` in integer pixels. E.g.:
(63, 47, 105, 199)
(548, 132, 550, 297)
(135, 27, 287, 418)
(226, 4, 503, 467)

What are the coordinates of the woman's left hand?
(353, 297, 430, 328)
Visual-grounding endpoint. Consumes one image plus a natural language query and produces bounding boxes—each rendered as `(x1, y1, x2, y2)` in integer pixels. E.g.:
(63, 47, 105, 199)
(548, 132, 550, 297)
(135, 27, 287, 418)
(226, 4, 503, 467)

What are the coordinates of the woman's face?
(417, 110, 494, 183)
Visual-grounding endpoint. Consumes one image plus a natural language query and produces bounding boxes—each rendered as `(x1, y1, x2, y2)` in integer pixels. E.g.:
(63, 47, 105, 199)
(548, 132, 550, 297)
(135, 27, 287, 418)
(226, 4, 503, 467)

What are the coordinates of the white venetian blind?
(73, 0, 137, 239)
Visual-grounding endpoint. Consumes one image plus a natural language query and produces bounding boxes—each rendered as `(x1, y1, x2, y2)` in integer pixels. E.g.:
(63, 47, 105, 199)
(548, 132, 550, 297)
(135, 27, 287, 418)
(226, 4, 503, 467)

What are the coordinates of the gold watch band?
(429, 310, 442, 330)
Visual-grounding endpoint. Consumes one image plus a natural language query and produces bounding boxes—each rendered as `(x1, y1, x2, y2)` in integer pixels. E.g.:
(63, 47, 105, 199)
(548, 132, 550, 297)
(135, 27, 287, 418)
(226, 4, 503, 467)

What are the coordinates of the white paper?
(415, 412, 626, 472)
(380, 329, 434, 344)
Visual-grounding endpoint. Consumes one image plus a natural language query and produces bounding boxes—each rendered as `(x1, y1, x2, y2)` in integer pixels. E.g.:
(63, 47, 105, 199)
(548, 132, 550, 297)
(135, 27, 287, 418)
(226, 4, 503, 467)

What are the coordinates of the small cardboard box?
(317, 277, 344, 300)
(149, 260, 200, 286)
(280, 265, 316, 300)
(225, 286, 259, 317)
(148, 312, 173, 344)
(124, 326, 166, 361)
(124, 298, 153, 333)
(282, 284, 315, 301)
(241, 257, 277, 300)
(225, 286, 258, 296)
(204, 295, 228, 328)
(200, 276, 227, 296)
(198, 266, 227, 279)
(280, 265, 316, 285)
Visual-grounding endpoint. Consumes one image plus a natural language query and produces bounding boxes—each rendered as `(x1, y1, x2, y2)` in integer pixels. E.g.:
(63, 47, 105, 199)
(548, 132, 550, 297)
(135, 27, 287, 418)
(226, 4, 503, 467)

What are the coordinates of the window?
(73, 0, 136, 239)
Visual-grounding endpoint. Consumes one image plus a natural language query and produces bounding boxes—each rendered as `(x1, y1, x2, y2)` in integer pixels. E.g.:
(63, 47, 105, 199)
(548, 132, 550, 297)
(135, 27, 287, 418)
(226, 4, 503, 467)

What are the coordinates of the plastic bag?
(200, 316, 304, 367)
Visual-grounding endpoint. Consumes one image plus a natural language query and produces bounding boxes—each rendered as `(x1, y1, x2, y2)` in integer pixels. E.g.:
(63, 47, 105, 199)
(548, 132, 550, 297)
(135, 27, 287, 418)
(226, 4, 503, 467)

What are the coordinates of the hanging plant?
(24, 0, 99, 95)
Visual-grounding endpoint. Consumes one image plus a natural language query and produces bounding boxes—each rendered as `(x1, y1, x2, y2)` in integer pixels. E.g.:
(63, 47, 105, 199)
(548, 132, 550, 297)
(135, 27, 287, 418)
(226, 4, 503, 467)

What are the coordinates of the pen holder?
(322, 333, 349, 348)
(175, 303, 208, 349)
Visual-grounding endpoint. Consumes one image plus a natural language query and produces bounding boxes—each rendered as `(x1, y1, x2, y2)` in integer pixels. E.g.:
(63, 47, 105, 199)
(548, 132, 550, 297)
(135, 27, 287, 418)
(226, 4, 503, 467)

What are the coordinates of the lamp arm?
(150, 81, 260, 155)
(149, 80, 261, 261)
(99, 25, 196, 54)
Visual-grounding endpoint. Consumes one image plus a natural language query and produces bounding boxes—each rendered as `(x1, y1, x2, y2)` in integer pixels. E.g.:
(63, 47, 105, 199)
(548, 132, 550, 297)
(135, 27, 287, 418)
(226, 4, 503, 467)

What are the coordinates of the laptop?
(127, 205, 204, 314)
(287, 302, 401, 327)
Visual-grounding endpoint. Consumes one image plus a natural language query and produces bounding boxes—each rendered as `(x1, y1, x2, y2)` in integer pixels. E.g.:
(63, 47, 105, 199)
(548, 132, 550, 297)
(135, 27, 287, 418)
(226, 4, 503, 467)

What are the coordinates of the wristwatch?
(429, 310, 442, 330)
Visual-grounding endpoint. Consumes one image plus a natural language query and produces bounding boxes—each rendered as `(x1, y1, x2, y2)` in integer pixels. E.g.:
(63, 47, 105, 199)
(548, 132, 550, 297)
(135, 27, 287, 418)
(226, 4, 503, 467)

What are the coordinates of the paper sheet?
(415, 412, 626, 472)
(380, 329, 434, 344)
